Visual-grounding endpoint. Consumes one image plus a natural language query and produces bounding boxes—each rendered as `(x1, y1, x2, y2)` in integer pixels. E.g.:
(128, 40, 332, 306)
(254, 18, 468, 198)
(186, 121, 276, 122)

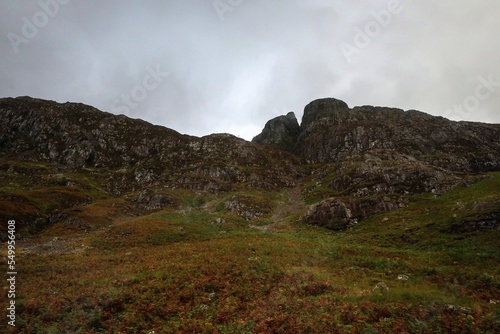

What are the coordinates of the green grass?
(2, 166, 499, 333)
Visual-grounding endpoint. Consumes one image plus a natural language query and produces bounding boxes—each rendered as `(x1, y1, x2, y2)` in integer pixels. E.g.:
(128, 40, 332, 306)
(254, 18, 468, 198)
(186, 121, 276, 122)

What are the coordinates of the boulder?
(136, 189, 175, 210)
(302, 195, 407, 230)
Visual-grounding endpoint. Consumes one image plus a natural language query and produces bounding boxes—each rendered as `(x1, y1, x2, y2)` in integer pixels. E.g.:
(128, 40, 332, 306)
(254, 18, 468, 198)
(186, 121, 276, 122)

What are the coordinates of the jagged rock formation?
(253, 97, 500, 229)
(1, 96, 499, 237)
(0, 97, 302, 238)
(0, 97, 302, 194)
(254, 97, 500, 172)
(251, 111, 300, 151)
(297, 99, 500, 172)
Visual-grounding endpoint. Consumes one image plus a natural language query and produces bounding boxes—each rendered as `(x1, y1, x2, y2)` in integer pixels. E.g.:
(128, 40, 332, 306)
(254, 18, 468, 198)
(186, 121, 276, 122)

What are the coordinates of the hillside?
(0, 96, 499, 333)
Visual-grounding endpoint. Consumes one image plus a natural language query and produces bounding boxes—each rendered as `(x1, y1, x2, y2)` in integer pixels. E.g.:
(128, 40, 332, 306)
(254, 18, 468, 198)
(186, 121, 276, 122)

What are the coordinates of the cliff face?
(253, 97, 500, 229)
(0, 97, 301, 194)
(251, 112, 300, 151)
(1, 96, 499, 238)
(255, 97, 500, 172)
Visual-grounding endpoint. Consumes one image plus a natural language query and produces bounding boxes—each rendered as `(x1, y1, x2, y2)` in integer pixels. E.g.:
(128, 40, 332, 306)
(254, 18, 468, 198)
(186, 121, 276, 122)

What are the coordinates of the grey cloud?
(1, 0, 498, 140)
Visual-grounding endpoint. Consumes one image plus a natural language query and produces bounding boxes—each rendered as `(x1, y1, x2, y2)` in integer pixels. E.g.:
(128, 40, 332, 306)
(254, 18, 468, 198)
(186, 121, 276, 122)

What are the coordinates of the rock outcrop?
(302, 195, 407, 230)
(224, 195, 272, 220)
(298, 100, 500, 173)
(251, 111, 300, 151)
(253, 97, 500, 230)
(253, 98, 500, 172)
(0, 97, 302, 194)
(135, 189, 176, 211)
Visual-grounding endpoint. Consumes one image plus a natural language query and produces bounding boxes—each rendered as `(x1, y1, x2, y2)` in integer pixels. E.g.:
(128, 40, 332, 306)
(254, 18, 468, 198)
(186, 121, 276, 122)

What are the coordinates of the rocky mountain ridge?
(0, 96, 301, 194)
(1, 96, 499, 237)
(253, 97, 500, 229)
(254, 97, 500, 172)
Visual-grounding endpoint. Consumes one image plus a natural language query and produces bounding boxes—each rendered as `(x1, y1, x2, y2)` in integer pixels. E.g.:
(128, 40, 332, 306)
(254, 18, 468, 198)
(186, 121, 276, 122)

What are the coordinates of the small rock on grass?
(373, 282, 389, 293)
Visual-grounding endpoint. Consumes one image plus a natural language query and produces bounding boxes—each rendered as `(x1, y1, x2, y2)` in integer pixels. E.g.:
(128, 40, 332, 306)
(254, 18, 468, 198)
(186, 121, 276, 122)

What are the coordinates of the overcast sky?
(1, 1, 499, 140)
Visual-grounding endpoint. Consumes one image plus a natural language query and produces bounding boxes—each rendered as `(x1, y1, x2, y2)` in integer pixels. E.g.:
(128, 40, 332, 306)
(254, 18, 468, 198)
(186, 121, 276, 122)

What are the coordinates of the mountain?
(1, 96, 499, 333)
(255, 97, 500, 171)
(2, 95, 500, 235)
(0, 96, 300, 189)
(0, 97, 303, 239)
(254, 97, 500, 229)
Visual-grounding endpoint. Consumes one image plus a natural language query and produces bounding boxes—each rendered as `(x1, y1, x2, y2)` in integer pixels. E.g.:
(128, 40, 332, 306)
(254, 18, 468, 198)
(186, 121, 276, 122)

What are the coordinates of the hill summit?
(254, 97, 500, 171)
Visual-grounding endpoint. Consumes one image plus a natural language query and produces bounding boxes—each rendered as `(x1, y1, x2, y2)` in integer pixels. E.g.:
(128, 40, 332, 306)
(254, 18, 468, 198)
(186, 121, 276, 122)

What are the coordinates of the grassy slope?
(1, 167, 499, 333)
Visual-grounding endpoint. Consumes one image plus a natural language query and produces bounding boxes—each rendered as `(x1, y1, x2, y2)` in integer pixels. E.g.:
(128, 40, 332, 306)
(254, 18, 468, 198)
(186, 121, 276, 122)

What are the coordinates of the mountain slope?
(0, 97, 301, 190)
(0, 97, 302, 238)
(0, 96, 499, 333)
(254, 97, 500, 230)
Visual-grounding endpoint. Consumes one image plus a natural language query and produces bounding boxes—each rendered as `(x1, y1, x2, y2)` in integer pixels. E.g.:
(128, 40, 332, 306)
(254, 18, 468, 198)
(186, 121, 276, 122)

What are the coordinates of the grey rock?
(300, 98, 350, 130)
(136, 189, 175, 210)
(295, 98, 500, 172)
(0, 97, 301, 194)
(373, 282, 390, 293)
(224, 195, 272, 220)
(252, 111, 300, 151)
(302, 195, 407, 230)
(210, 218, 225, 225)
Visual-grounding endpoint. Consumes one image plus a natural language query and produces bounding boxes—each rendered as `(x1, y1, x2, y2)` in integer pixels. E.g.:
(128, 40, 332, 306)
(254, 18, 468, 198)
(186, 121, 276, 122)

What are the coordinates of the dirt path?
(271, 186, 307, 223)
(250, 186, 307, 232)
(18, 234, 89, 255)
